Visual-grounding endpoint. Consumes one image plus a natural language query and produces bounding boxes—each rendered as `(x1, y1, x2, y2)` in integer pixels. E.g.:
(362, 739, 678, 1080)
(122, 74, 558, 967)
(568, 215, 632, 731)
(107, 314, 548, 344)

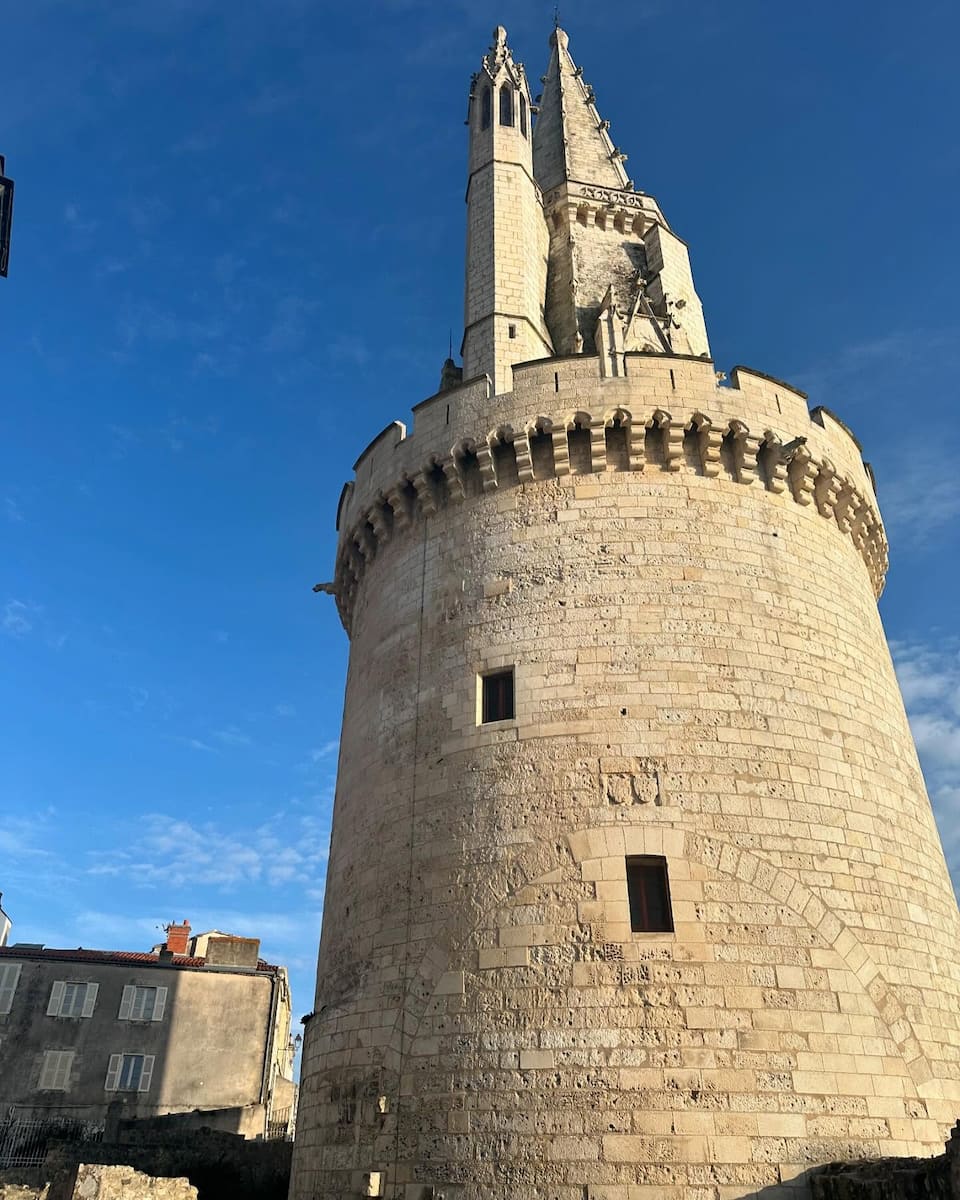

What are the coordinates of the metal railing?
(265, 1106, 293, 1141)
(0, 1116, 104, 1168)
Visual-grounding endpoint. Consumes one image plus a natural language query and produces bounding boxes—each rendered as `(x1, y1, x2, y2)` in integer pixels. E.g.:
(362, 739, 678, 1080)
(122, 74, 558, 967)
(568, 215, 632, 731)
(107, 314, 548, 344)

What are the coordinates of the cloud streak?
(891, 638, 960, 887)
(88, 810, 332, 891)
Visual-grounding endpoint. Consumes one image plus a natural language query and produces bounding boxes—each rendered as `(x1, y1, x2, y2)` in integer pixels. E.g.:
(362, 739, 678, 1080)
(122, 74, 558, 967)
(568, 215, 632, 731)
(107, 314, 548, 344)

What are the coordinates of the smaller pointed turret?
(461, 27, 553, 395)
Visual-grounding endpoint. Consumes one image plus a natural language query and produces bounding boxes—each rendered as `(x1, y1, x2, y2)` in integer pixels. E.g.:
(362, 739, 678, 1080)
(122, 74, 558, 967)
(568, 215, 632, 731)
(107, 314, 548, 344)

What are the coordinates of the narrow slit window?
(482, 669, 514, 723)
(626, 856, 674, 933)
(499, 84, 514, 127)
(481, 87, 491, 131)
(519, 94, 528, 138)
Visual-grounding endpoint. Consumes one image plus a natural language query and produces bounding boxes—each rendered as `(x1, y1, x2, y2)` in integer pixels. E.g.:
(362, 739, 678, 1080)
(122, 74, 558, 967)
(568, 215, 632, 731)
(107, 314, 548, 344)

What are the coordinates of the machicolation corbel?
(331, 404, 888, 634)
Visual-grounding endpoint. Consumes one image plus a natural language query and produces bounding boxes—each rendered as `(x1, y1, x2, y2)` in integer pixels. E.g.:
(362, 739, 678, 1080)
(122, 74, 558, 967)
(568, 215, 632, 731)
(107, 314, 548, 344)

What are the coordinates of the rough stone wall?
(0, 1185, 48, 1200)
(809, 1120, 960, 1200)
(41, 1130, 290, 1200)
(68, 1165, 195, 1200)
(292, 353, 960, 1200)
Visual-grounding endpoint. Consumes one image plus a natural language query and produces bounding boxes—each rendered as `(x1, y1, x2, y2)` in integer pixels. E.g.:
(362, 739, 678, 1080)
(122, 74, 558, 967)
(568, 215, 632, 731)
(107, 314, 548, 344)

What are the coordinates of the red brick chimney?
(164, 920, 191, 955)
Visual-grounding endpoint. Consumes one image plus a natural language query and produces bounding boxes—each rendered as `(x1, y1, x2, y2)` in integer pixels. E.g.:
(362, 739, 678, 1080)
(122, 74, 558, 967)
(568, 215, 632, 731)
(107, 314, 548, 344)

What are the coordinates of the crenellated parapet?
(327, 356, 888, 633)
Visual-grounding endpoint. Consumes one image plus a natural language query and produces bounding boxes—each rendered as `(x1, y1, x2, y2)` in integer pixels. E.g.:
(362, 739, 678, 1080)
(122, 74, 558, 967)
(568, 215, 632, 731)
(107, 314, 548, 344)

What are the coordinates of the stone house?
(0, 921, 295, 1141)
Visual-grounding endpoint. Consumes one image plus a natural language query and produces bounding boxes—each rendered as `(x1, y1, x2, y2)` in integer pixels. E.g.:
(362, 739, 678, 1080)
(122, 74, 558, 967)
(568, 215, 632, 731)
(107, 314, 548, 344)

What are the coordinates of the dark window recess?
(499, 84, 514, 127)
(482, 669, 515, 723)
(626, 856, 674, 933)
(481, 87, 492, 130)
(519, 94, 528, 137)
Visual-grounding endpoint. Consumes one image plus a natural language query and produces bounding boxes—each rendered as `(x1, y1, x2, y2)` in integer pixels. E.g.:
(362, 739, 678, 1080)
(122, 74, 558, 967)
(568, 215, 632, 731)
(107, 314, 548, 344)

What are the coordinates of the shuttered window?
(105, 1052, 155, 1093)
(0, 963, 21, 1014)
(47, 981, 99, 1018)
(118, 985, 167, 1022)
(39, 1049, 75, 1090)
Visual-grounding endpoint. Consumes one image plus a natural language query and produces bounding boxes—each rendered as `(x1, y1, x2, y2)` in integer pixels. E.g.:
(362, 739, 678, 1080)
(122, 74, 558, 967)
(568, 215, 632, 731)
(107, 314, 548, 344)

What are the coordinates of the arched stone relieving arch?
(332, 407, 889, 632)
(372, 825, 935, 1093)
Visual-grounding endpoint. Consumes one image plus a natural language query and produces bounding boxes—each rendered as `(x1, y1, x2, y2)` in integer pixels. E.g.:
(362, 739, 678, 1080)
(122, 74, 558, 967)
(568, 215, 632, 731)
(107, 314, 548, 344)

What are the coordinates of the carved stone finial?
(483, 26, 513, 74)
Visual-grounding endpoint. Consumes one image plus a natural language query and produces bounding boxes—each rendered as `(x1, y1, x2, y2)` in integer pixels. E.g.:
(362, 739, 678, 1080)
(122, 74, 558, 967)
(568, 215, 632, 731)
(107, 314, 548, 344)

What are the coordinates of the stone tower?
(291, 25, 960, 1200)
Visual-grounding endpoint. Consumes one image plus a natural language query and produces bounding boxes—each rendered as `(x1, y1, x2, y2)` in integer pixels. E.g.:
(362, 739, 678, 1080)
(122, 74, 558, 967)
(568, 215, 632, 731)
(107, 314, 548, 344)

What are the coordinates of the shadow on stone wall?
(810, 1122, 960, 1200)
(6, 1116, 292, 1200)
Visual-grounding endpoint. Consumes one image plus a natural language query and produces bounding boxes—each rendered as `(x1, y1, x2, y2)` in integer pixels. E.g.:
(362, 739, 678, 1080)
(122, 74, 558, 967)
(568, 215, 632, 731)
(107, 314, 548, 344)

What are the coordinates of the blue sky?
(2, 0, 959, 1029)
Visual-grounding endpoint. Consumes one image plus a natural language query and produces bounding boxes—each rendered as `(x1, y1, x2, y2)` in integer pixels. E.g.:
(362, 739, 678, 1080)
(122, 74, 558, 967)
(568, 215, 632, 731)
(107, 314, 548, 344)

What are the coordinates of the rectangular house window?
(0, 963, 22, 1014)
(105, 1052, 155, 1093)
(626, 856, 674, 933)
(39, 1049, 75, 1091)
(119, 985, 167, 1022)
(481, 668, 514, 723)
(47, 981, 99, 1018)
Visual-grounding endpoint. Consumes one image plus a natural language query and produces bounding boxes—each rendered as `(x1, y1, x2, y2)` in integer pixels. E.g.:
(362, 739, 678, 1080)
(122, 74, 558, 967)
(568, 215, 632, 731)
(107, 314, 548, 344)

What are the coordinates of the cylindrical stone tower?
(291, 26, 960, 1200)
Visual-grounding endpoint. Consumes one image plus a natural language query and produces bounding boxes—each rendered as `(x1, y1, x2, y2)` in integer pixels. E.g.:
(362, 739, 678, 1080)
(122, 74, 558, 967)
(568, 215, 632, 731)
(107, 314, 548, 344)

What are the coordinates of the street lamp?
(0, 155, 14, 278)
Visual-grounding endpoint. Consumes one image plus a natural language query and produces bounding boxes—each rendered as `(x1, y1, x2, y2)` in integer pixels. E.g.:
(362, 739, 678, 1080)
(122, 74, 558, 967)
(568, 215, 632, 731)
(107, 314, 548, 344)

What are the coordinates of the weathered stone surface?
(290, 21, 960, 1200)
(70, 1165, 195, 1200)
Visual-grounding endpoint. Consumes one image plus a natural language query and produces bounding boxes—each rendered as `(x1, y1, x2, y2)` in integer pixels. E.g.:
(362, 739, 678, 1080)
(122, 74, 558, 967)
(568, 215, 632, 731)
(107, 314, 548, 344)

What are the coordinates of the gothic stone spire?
(533, 26, 630, 194)
(534, 26, 710, 362)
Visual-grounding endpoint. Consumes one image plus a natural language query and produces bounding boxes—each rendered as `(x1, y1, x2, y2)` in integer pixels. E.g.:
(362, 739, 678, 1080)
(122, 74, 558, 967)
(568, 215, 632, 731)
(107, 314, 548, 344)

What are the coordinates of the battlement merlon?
(327, 354, 887, 632)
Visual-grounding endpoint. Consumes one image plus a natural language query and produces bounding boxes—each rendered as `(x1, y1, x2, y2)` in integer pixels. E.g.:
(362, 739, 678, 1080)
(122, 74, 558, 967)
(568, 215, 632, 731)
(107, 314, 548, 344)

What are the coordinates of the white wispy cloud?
(212, 726, 252, 747)
(3, 599, 37, 637)
(891, 638, 960, 885)
(794, 327, 960, 542)
(64, 203, 98, 235)
(876, 462, 960, 542)
(177, 736, 218, 754)
(87, 811, 331, 891)
(4, 496, 24, 523)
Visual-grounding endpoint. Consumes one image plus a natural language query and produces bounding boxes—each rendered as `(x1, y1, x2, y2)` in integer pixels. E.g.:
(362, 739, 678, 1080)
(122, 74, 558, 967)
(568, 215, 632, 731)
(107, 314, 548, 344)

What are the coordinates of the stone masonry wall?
(66, 1165, 196, 1200)
(292, 352, 960, 1200)
(810, 1121, 960, 1200)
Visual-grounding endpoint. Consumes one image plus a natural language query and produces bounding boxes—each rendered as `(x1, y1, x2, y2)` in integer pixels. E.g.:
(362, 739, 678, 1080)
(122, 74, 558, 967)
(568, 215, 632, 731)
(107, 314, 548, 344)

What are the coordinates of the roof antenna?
(554, 5, 561, 28)
(448, 328, 453, 360)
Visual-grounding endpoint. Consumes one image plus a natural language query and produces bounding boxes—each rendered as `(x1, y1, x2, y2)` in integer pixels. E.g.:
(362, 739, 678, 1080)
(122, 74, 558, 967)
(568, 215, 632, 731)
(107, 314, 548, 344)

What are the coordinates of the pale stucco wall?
(0, 958, 278, 1131)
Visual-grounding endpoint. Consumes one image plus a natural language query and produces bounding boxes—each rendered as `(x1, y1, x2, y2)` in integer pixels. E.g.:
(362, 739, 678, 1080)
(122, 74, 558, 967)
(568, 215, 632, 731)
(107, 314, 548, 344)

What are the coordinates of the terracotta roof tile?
(0, 945, 279, 973)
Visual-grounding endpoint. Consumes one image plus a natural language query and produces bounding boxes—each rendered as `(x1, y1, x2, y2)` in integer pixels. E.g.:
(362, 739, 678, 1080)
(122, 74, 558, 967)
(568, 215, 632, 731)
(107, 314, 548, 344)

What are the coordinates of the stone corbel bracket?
(330, 409, 888, 632)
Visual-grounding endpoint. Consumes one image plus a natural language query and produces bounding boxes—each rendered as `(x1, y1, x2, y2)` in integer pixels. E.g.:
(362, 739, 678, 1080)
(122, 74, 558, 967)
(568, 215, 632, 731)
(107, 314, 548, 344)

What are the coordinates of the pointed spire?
(533, 26, 631, 194)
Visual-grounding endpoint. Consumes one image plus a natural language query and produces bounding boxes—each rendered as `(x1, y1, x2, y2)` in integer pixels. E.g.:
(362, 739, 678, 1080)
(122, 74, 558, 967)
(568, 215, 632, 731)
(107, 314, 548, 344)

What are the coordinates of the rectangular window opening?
(106, 1052, 156, 1093)
(481, 669, 515, 724)
(48, 980, 99, 1018)
(626, 856, 674, 933)
(119, 984, 167, 1022)
(0, 963, 22, 1014)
